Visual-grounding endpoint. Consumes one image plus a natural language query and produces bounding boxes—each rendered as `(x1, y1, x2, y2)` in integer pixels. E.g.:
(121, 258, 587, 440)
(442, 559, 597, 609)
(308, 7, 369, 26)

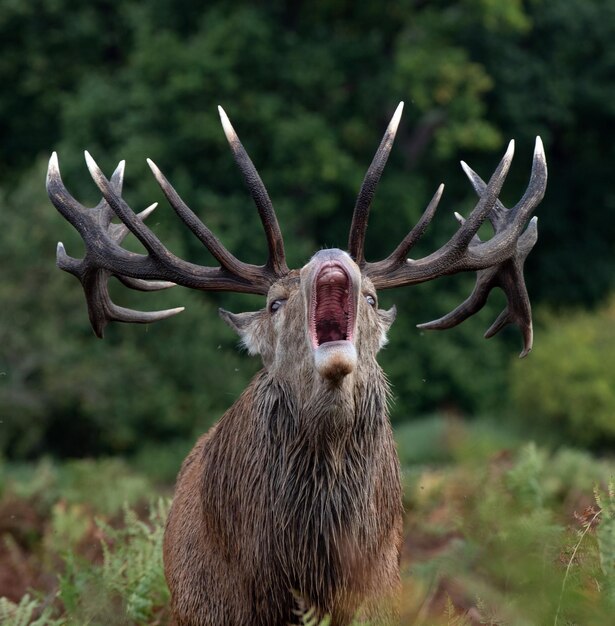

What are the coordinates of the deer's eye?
(269, 299, 286, 313)
(365, 295, 376, 307)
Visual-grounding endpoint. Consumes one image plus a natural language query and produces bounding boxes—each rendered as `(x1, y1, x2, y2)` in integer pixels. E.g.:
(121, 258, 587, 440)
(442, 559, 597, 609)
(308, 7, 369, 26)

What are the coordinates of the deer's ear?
(219, 308, 266, 355)
(377, 305, 397, 349)
(378, 305, 397, 331)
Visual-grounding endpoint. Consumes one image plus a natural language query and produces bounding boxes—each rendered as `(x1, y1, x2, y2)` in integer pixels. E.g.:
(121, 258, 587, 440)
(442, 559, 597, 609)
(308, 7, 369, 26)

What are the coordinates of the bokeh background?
(1, 1, 614, 624)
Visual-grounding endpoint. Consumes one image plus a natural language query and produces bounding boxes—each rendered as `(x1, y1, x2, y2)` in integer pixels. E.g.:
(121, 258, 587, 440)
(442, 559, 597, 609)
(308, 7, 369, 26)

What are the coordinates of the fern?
(444, 594, 471, 626)
(97, 499, 170, 622)
(0, 594, 64, 626)
(55, 498, 170, 624)
(505, 442, 546, 509)
(595, 478, 615, 606)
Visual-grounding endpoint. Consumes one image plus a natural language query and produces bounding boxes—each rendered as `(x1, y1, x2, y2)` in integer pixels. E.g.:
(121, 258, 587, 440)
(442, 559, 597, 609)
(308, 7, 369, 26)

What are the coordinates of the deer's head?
(47, 103, 547, 388)
(218, 247, 396, 384)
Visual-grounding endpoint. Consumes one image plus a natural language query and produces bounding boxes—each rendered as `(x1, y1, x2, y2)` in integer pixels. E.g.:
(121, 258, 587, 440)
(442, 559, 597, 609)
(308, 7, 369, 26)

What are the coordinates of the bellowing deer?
(47, 102, 546, 625)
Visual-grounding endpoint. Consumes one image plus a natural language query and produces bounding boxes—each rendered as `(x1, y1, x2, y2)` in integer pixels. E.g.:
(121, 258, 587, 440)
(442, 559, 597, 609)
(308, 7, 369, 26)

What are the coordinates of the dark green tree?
(1, 0, 613, 458)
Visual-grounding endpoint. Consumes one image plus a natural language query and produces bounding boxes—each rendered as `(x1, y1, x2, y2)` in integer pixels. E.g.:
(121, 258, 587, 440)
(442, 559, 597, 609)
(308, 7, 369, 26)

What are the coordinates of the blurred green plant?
(0, 455, 155, 514)
(595, 481, 615, 605)
(404, 442, 615, 624)
(0, 498, 170, 626)
(0, 594, 64, 626)
(510, 298, 615, 446)
(1, 445, 614, 624)
(57, 500, 170, 625)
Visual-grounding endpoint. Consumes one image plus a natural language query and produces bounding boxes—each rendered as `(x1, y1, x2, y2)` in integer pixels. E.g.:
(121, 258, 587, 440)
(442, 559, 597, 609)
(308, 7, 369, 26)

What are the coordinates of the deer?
(46, 102, 547, 626)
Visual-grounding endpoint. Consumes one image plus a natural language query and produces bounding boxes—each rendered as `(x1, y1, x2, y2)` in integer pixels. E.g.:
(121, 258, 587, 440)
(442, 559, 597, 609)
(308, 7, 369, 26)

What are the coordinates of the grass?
(1, 416, 614, 624)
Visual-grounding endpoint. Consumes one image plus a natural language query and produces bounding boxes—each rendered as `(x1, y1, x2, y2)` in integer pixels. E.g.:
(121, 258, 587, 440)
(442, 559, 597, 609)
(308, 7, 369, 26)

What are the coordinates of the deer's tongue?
(312, 264, 357, 382)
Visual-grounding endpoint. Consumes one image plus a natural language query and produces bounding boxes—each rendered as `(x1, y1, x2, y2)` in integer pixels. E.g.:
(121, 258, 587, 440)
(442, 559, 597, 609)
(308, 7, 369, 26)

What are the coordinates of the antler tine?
(84, 151, 278, 293)
(460, 136, 547, 235)
(49, 155, 184, 337)
(218, 106, 288, 277)
(443, 139, 515, 254)
(85, 151, 172, 259)
(110, 159, 125, 195)
(111, 202, 177, 291)
(81, 262, 185, 338)
(362, 138, 546, 355)
(57, 241, 182, 339)
(146, 158, 261, 280)
(365, 140, 515, 288)
(376, 183, 444, 272)
(348, 101, 404, 266)
(47, 151, 137, 250)
(417, 218, 537, 357)
(47, 152, 90, 234)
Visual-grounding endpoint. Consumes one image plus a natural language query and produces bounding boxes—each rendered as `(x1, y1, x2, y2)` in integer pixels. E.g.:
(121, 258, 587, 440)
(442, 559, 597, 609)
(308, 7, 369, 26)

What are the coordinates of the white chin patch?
(314, 340, 357, 382)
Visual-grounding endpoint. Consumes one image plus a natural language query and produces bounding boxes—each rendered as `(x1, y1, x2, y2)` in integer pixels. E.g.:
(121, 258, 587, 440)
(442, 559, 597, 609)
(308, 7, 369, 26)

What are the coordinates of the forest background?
(0, 1, 614, 624)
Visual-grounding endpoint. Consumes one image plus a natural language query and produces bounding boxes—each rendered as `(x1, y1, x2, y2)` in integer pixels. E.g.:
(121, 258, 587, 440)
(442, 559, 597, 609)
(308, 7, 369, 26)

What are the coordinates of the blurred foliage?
(0, 455, 170, 622)
(1, 441, 615, 624)
(510, 298, 615, 447)
(402, 440, 615, 624)
(57, 501, 170, 625)
(0, 595, 64, 626)
(0, 455, 156, 514)
(0, 162, 256, 458)
(0, 0, 614, 458)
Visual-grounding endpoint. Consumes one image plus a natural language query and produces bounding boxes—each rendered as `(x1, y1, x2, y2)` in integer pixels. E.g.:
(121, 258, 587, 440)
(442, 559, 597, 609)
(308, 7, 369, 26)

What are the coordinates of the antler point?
(519, 346, 532, 359)
(47, 152, 60, 184)
(56, 241, 67, 259)
(84, 150, 97, 172)
(389, 102, 404, 134)
(138, 203, 158, 220)
(218, 106, 237, 143)
(146, 157, 160, 175)
(111, 160, 126, 189)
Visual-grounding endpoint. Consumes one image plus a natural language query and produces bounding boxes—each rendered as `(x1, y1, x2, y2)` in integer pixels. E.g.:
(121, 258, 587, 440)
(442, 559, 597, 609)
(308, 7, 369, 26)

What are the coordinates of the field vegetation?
(1, 423, 614, 624)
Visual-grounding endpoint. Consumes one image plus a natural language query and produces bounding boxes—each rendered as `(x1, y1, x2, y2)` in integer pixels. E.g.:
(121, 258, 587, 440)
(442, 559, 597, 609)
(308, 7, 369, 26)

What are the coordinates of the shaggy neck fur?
(199, 360, 400, 625)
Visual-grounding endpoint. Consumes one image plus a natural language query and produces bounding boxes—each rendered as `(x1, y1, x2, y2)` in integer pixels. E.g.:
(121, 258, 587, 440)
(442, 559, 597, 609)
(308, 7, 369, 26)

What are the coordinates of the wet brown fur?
(164, 257, 403, 625)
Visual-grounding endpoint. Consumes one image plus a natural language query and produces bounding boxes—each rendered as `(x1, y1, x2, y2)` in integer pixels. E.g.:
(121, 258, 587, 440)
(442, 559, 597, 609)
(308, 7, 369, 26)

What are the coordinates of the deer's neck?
(234, 364, 398, 605)
(202, 363, 400, 603)
(253, 360, 390, 452)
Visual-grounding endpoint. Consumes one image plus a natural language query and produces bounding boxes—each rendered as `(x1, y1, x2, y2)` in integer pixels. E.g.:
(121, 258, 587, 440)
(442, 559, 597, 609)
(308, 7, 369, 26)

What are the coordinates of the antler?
(348, 103, 547, 356)
(47, 107, 288, 337)
(348, 101, 404, 265)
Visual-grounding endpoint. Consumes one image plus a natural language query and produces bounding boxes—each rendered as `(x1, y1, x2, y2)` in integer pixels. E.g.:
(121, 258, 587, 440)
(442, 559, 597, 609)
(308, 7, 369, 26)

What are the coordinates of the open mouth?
(310, 263, 355, 348)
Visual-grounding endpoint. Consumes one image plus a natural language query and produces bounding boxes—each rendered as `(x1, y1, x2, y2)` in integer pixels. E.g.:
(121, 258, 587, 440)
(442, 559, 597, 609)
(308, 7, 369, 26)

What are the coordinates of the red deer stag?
(47, 102, 547, 626)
